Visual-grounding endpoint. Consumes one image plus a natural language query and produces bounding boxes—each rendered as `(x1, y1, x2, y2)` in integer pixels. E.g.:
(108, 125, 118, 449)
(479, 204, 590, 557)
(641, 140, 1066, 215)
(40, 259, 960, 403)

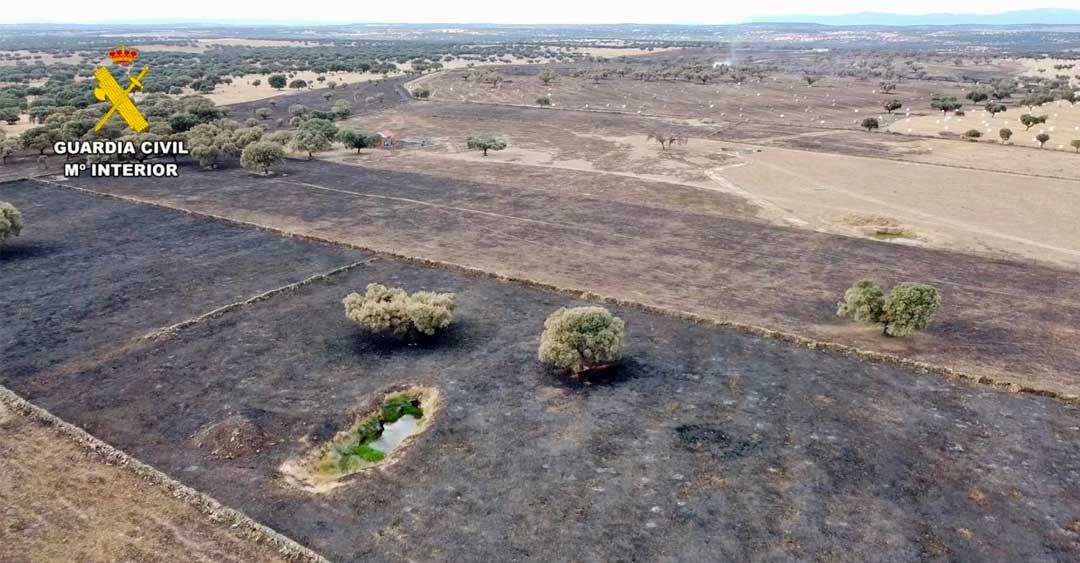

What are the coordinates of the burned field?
(418, 61, 991, 135)
(54, 158, 1080, 398)
(2, 180, 1079, 562)
(227, 76, 412, 128)
(0, 179, 360, 381)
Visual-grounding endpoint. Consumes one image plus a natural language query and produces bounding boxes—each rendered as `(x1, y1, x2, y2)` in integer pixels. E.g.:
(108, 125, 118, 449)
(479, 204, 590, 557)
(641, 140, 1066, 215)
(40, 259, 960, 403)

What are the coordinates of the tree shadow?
(0, 241, 60, 261)
(543, 357, 647, 391)
(346, 322, 468, 357)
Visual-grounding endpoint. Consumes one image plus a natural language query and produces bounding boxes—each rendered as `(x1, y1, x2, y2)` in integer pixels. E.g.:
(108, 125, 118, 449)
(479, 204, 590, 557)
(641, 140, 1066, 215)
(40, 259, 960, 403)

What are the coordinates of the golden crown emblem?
(107, 44, 139, 65)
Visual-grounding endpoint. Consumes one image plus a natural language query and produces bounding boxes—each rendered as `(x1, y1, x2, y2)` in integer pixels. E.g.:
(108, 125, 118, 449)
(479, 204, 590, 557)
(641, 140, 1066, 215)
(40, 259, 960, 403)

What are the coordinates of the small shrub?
(963, 129, 982, 140)
(861, 117, 880, 132)
(836, 280, 885, 323)
(882, 283, 941, 337)
(342, 283, 456, 337)
(466, 135, 507, 156)
(412, 85, 432, 99)
(0, 201, 23, 243)
(538, 306, 625, 374)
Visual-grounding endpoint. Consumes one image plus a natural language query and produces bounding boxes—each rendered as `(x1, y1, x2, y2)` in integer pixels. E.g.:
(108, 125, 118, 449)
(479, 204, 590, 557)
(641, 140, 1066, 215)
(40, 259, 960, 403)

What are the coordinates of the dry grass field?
(182, 52, 578, 105)
(1012, 57, 1080, 87)
(0, 400, 296, 563)
(334, 101, 1080, 267)
(886, 99, 1080, 151)
(190, 71, 401, 105)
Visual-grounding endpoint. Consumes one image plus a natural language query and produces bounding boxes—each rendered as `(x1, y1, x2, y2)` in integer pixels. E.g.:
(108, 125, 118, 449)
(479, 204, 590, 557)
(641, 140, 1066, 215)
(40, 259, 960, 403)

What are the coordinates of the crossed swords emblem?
(93, 66, 149, 133)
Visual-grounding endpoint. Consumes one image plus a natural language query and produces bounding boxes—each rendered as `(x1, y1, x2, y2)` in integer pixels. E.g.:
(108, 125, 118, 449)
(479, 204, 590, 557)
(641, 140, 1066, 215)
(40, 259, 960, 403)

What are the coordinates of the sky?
(3, 0, 1076, 24)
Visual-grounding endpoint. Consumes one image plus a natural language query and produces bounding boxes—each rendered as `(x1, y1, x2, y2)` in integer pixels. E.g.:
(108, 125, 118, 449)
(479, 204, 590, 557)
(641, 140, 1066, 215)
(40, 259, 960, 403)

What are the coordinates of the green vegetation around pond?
(319, 393, 425, 474)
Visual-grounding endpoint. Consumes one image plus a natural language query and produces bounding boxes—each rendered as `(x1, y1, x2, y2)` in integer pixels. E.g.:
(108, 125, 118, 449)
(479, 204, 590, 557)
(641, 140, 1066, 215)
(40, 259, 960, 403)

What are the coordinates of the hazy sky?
(5, 0, 1075, 24)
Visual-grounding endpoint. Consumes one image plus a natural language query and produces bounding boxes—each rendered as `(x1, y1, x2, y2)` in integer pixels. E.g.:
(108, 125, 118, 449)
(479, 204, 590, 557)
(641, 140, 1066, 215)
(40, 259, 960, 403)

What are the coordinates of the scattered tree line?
(343, 282, 626, 375)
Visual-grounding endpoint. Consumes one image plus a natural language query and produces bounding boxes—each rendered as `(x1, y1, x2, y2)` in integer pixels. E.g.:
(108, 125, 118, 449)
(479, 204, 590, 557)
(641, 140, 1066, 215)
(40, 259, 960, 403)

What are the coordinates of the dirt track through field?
(51, 159, 1080, 398)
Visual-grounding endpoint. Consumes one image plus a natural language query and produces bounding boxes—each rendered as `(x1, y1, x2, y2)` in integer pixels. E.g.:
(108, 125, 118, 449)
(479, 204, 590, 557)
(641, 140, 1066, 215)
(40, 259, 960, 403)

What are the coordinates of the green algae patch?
(281, 386, 439, 493)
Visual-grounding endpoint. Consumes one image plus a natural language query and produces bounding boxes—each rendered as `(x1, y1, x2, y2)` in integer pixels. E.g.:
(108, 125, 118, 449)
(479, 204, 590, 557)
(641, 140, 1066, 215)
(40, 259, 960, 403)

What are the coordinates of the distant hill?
(746, 9, 1080, 26)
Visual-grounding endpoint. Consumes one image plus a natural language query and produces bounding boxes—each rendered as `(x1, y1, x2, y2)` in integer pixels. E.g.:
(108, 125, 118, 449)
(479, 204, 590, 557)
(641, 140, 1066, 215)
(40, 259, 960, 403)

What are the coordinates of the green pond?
(320, 394, 424, 473)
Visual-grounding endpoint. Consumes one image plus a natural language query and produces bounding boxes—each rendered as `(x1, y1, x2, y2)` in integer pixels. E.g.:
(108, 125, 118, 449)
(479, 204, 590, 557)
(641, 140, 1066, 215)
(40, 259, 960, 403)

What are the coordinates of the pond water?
(368, 414, 420, 455)
(283, 388, 436, 491)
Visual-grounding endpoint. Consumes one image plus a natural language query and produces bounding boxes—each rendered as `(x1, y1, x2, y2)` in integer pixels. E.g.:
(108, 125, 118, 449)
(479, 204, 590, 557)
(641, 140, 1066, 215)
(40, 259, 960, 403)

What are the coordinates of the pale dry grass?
(1010, 57, 1080, 87)
(885, 99, 1080, 151)
(338, 102, 1080, 267)
(712, 140, 1080, 265)
(0, 113, 36, 136)
(185, 70, 391, 105)
(0, 400, 299, 563)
